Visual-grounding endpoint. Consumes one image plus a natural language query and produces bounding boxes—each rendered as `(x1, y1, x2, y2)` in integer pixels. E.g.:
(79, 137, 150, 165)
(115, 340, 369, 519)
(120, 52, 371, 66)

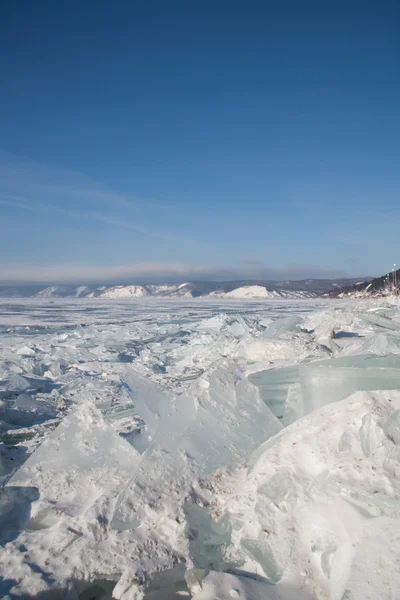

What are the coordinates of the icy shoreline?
(1, 298, 400, 599)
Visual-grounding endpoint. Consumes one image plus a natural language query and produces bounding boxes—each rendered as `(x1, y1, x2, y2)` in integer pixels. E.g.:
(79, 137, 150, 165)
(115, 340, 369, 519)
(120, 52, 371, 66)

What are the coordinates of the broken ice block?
(248, 365, 301, 422)
(112, 361, 282, 530)
(14, 393, 36, 410)
(358, 413, 385, 456)
(250, 354, 400, 423)
(10, 402, 139, 481)
(121, 370, 174, 453)
(241, 537, 283, 583)
(300, 354, 400, 415)
(0, 374, 31, 397)
(262, 316, 303, 339)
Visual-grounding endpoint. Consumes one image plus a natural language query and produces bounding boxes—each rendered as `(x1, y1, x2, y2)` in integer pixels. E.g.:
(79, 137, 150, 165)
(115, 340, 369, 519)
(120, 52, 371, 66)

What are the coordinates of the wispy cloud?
(89, 214, 201, 245)
(0, 150, 200, 245)
(0, 195, 33, 210)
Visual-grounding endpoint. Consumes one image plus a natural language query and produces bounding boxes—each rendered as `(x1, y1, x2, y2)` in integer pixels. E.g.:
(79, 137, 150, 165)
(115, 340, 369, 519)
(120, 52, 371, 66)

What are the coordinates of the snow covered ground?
(1, 297, 400, 599)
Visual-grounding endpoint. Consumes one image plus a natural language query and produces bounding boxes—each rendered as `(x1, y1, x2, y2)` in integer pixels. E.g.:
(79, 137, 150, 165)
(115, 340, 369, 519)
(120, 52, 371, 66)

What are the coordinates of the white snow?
(225, 285, 276, 299)
(36, 285, 66, 297)
(0, 296, 400, 599)
(98, 283, 194, 298)
(100, 285, 149, 298)
(202, 389, 400, 600)
(75, 285, 90, 297)
(223, 286, 315, 299)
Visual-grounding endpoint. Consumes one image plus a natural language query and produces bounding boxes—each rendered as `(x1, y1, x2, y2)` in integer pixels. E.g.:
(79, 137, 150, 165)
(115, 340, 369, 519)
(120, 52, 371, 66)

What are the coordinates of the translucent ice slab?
(249, 354, 400, 424)
(262, 315, 304, 339)
(10, 402, 139, 482)
(248, 366, 301, 423)
(301, 354, 400, 415)
(120, 370, 174, 453)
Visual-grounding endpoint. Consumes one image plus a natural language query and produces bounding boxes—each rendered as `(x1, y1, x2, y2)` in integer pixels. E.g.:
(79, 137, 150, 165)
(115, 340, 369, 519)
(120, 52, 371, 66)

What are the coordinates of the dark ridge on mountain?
(270, 277, 374, 293)
(324, 271, 399, 298)
(0, 284, 46, 297)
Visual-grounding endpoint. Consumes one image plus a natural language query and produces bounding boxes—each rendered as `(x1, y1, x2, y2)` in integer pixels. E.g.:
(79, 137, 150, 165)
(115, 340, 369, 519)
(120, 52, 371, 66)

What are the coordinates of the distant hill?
(324, 271, 399, 298)
(0, 277, 372, 299)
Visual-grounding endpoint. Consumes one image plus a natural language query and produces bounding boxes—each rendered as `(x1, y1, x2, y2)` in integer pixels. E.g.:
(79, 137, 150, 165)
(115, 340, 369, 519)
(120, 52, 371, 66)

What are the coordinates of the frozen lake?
(1, 297, 400, 600)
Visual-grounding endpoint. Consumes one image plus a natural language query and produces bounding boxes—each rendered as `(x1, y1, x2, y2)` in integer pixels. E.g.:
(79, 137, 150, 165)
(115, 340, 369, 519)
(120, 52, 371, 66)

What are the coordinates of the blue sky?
(0, 1, 399, 283)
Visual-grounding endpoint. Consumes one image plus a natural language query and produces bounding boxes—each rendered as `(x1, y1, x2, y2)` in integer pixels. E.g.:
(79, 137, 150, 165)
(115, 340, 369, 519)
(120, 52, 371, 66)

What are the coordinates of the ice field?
(1, 297, 400, 599)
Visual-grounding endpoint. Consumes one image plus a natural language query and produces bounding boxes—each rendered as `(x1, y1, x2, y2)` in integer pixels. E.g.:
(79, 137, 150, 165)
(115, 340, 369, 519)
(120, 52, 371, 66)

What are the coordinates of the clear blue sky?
(0, 0, 399, 283)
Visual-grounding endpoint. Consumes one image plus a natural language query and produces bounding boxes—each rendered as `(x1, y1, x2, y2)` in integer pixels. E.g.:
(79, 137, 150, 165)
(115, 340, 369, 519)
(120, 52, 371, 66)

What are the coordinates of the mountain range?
(0, 277, 373, 299)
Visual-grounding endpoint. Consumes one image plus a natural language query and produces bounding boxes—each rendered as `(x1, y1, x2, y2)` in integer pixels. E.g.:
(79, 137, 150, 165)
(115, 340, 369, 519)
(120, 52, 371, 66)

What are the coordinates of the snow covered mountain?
(97, 283, 195, 298)
(325, 269, 400, 298)
(219, 285, 315, 299)
(0, 277, 372, 298)
(36, 286, 75, 298)
(97, 284, 149, 298)
(35, 282, 317, 299)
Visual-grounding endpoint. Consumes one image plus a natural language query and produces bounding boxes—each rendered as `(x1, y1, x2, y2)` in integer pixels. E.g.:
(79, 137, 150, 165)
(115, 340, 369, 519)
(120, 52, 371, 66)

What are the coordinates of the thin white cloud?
(89, 214, 202, 245)
(0, 150, 200, 245)
(0, 195, 33, 210)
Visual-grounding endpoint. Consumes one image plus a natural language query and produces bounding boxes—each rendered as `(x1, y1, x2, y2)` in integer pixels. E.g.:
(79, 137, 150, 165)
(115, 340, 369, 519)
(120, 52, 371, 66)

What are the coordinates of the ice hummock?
(7, 402, 139, 535)
(197, 389, 400, 600)
(112, 361, 282, 530)
(10, 402, 139, 480)
(2, 406, 140, 591)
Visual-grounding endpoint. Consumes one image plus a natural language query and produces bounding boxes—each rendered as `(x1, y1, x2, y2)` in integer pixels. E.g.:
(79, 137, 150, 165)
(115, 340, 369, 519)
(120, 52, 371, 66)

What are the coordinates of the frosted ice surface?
(112, 361, 282, 530)
(332, 332, 400, 356)
(361, 310, 400, 332)
(121, 370, 174, 453)
(5, 402, 139, 538)
(358, 413, 385, 456)
(14, 393, 36, 409)
(301, 306, 400, 350)
(0, 360, 23, 377)
(241, 537, 283, 583)
(184, 503, 233, 571)
(16, 345, 36, 356)
(10, 402, 139, 482)
(361, 332, 400, 354)
(384, 409, 400, 444)
(186, 568, 315, 600)
(262, 315, 303, 339)
(0, 373, 31, 395)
